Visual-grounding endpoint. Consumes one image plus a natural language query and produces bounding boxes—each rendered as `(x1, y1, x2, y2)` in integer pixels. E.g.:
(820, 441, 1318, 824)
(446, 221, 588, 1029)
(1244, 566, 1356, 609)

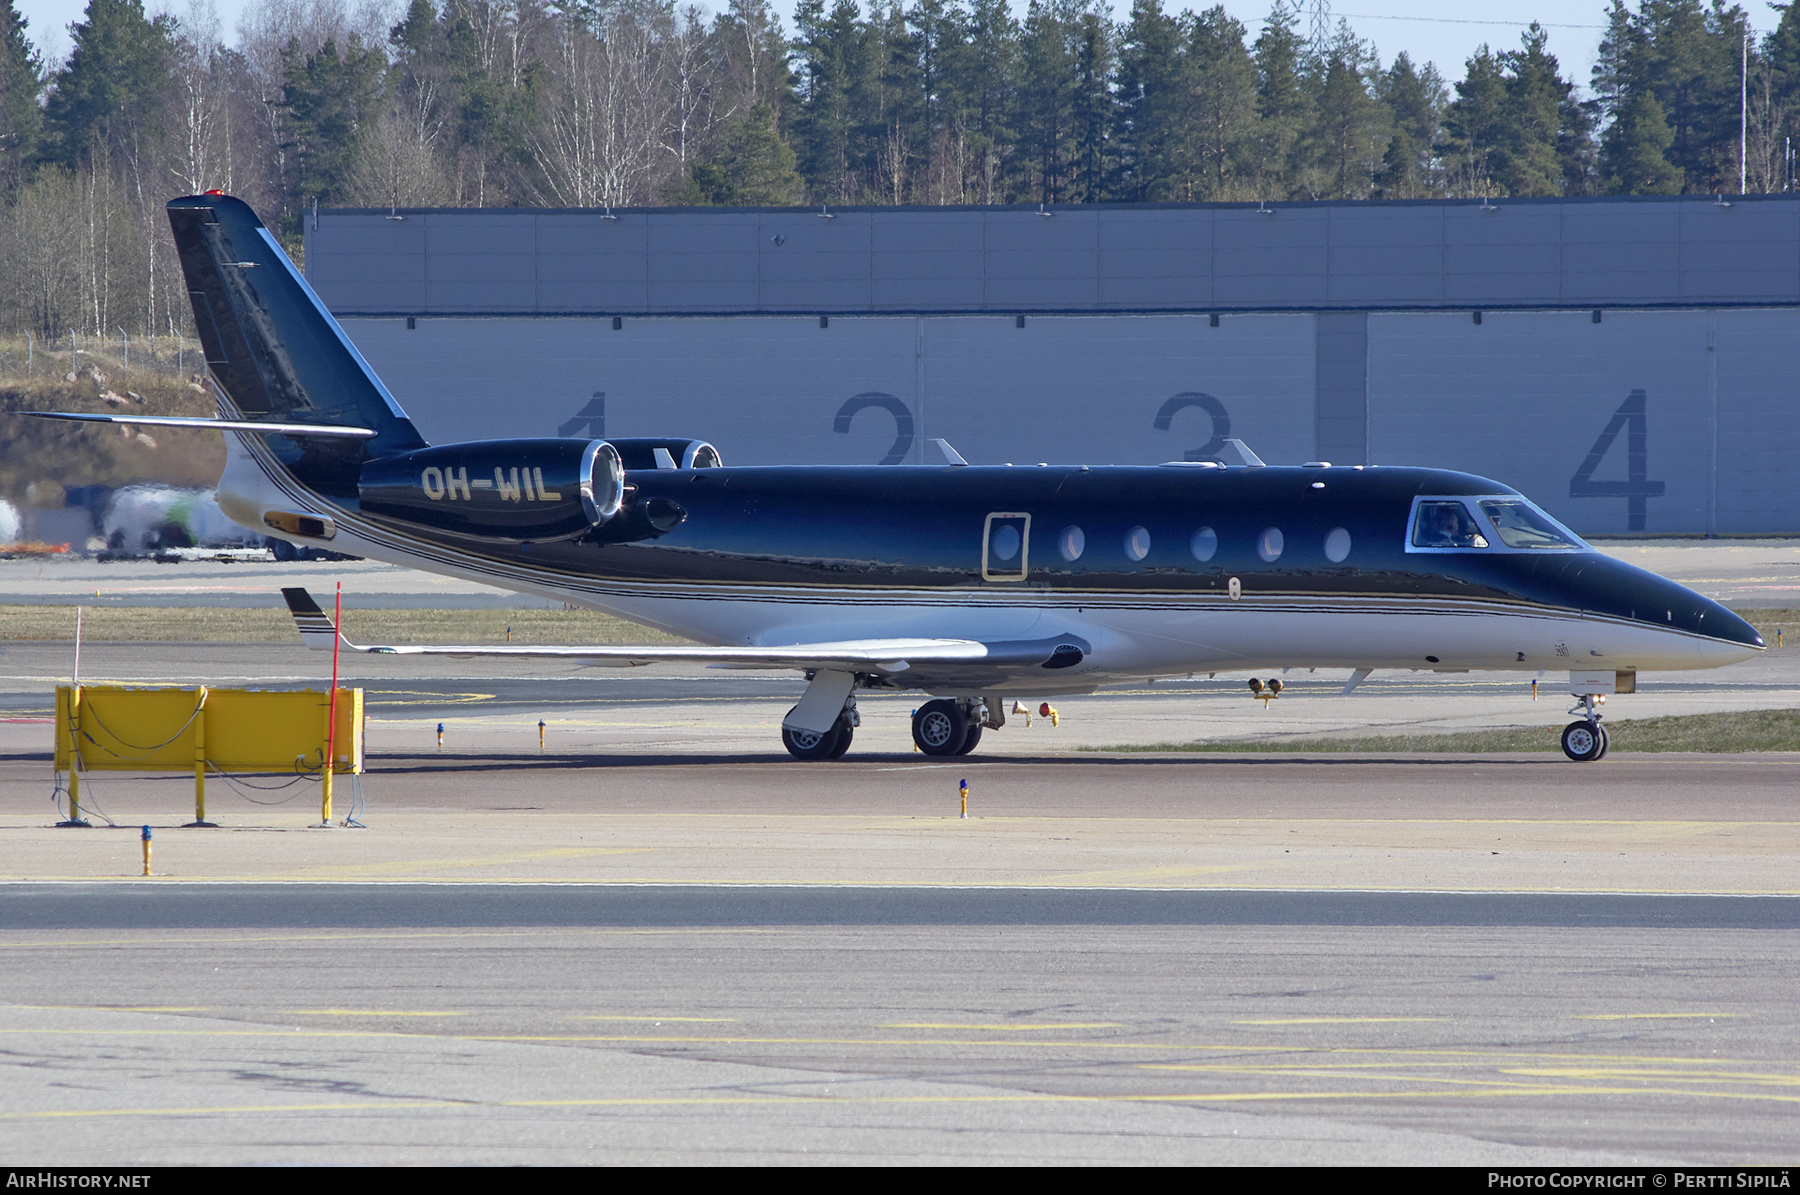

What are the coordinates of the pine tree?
(1443, 46, 1506, 196)
(1015, 0, 1082, 203)
(1604, 87, 1683, 191)
(41, 0, 178, 170)
(1304, 27, 1383, 200)
(1498, 25, 1567, 196)
(1374, 52, 1443, 198)
(959, 0, 1017, 201)
(1188, 6, 1257, 201)
(1113, 0, 1185, 201)
(717, 99, 805, 204)
(1251, 4, 1310, 200)
(0, 0, 42, 192)
(281, 35, 392, 210)
(791, 0, 858, 201)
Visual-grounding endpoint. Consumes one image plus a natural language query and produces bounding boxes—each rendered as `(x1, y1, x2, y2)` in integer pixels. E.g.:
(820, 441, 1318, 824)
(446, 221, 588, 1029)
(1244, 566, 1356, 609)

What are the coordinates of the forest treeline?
(0, 0, 1796, 345)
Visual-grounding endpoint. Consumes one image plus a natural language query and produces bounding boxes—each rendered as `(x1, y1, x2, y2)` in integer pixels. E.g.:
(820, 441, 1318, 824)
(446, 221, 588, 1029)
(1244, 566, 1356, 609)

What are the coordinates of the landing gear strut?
(1560, 694, 1609, 762)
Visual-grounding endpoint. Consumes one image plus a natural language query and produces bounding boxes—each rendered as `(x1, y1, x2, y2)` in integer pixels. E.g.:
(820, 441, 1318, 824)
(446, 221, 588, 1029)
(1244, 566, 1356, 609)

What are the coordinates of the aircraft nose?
(1691, 595, 1763, 651)
(1580, 555, 1762, 652)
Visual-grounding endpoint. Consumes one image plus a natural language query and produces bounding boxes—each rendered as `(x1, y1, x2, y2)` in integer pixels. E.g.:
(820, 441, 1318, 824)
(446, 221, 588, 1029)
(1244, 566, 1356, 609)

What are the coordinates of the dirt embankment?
(0, 359, 225, 502)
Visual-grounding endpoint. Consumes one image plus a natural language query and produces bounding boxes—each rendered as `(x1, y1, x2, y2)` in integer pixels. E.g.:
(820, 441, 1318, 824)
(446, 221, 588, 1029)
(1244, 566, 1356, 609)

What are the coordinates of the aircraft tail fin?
(168, 194, 426, 494)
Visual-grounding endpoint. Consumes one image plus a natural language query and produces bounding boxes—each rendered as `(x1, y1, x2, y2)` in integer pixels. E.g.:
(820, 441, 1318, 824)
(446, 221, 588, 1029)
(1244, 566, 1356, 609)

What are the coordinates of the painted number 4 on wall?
(1568, 388, 1665, 532)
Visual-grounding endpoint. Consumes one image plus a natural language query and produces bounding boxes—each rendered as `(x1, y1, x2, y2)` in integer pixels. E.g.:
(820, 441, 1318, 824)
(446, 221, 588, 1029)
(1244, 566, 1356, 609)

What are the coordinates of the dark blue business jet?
(26, 194, 1763, 762)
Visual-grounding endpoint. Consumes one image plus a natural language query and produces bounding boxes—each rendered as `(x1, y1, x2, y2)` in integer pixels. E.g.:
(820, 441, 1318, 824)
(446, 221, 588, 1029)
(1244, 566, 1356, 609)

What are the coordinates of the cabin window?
(1059, 525, 1085, 561)
(1190, 527, 1217, 562)
(1324, 527, 1351, 562)
(1411, 501, 1488, 549)
(1257, 527, 1284, 562)
(1124, 526, 1151, 561)
(1478, 500, 1584, 549)
(982, 512, 1031, 581)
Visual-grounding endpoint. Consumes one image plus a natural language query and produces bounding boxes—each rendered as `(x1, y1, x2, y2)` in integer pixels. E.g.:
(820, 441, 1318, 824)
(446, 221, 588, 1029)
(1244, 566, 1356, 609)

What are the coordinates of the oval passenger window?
(1324, 527, 1351, 562)
(1059, 525, 1085, 562)
(1191, 527, 1217, 562)
(1257, 527, 1283, 563)
(1125, 526, 1151, 561)
(992, 524, 1021, 561)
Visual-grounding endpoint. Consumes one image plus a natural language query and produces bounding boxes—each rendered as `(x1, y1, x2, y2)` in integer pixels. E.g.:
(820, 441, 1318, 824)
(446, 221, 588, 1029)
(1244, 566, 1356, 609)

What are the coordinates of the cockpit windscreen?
(1477, 500, 1586, 550)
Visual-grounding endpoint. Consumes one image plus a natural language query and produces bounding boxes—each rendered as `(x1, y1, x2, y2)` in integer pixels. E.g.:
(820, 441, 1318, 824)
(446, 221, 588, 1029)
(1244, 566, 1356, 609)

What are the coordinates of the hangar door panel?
(1368, 311, 1710, 535)
(342, 313, 1316, 470)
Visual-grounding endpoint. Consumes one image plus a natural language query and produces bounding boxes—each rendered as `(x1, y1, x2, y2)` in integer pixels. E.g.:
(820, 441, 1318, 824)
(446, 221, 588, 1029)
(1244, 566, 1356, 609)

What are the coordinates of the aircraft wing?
(281, 587, 996, 675)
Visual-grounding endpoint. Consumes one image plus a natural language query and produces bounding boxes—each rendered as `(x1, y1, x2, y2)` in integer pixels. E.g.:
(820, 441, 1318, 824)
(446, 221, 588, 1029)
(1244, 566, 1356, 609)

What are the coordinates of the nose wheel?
(1560, 694, 1609, 761)
(1560, 720, 1609, 761)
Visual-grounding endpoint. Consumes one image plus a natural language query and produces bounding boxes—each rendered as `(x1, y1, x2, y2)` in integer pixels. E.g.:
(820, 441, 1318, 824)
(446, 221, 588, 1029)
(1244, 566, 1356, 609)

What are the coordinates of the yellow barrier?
(54, 685, 363, 827)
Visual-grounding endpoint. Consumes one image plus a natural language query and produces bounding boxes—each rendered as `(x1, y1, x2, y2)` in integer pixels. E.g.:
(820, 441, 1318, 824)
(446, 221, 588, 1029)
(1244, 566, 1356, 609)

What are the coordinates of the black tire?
(1561, 720, 1603, 762)
(782, 707, 844, 761)
(826, 721, 854, 759)
(954, 722, 983, 755)
(912, 700, 967, 756)
(1593, 724, 1610, 760)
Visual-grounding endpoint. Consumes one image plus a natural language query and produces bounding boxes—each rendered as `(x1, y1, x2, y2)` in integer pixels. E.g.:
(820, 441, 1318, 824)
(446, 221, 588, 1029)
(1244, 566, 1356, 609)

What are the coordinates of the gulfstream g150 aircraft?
(27, 193, 1764, 761)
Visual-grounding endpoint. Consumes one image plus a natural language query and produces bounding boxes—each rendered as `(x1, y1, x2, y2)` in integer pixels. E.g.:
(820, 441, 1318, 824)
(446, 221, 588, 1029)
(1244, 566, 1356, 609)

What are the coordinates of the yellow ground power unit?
(53, 685, 363, 827)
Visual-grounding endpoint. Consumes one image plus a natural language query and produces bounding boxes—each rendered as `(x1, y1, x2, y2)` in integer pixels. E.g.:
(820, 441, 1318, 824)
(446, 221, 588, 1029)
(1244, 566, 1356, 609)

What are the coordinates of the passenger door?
(982, 512, 1031, 582)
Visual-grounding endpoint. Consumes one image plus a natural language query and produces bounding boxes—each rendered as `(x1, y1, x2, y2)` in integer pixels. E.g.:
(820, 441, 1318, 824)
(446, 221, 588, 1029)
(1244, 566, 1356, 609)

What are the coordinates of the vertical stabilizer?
(168, 194, 426, 497)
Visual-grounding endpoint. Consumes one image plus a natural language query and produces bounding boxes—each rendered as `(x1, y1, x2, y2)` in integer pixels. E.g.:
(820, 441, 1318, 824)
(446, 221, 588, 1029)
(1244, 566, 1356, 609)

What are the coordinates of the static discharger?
(140, 825, 152, 876)
(1248, 677, 1283, 707)
(960, 778, 968, 819)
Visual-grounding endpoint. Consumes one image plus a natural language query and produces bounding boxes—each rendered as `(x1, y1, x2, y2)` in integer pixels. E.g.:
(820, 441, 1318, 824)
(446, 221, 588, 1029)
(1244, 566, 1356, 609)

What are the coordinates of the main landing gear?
(911, 698, 990, 757)
(781, 702, 858, 760)
(1561, 694, 1610, 762)
(777, 671, 1001, 761)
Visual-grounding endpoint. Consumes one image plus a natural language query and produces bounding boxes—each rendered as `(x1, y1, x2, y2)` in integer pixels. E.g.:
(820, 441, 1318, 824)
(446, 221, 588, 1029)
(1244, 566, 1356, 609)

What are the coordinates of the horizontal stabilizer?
(26, 412, 377, 439)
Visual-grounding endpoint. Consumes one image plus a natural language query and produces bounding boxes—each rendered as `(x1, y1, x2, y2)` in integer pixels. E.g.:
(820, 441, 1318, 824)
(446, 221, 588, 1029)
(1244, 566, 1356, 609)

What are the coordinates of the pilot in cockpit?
(1413, 500, 1489, 548)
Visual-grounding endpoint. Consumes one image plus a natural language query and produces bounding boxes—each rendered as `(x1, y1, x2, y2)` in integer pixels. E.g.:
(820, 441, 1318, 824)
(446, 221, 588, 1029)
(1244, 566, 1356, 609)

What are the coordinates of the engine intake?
(359, 439, 624, 542)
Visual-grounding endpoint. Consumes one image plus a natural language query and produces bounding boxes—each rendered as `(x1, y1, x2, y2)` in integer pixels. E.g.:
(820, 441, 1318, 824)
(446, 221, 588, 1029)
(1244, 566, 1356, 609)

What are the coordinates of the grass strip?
(1107, 707, 1800, 754)
(0, 604, 690, 645)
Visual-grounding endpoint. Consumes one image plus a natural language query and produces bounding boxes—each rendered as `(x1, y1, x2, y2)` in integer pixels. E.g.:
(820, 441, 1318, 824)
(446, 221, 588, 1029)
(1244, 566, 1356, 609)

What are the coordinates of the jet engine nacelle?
(359, 439, 624, 543)
(606, 438, 723, 471)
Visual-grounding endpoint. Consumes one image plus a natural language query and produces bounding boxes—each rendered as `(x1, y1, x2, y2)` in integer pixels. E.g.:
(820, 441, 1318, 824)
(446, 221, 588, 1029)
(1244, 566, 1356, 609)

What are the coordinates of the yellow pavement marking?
(1568, 1012, 1736, 1020)
(1232, 1017, 1447, 1025)
(289, 1009, 467, 1017)
(1501, 1067, 1800, 1086)
(880, 1022, 1124, 1031)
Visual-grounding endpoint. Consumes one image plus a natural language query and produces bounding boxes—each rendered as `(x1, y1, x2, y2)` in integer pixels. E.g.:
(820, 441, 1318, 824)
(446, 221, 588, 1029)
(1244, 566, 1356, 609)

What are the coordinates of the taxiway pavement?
(2, 545, 1797, 1164)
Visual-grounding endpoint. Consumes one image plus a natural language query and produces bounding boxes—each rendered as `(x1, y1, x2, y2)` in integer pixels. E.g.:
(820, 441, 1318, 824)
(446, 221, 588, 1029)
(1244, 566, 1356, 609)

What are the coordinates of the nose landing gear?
(1560, 694, 1610, 762)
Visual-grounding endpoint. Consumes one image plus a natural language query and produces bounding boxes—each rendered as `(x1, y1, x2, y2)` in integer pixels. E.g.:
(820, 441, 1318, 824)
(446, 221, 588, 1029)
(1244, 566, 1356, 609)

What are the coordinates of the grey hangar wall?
(306, 195, 1800, 536)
